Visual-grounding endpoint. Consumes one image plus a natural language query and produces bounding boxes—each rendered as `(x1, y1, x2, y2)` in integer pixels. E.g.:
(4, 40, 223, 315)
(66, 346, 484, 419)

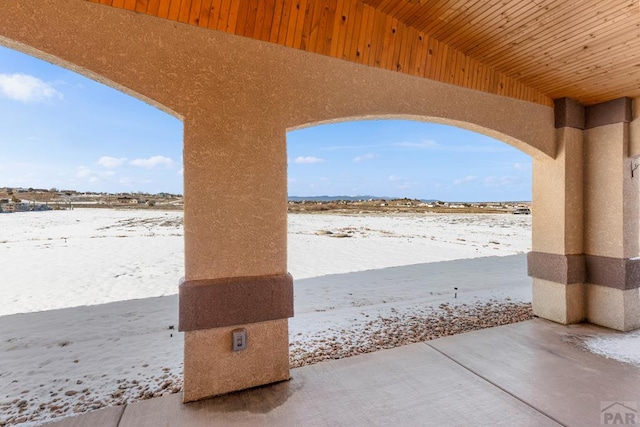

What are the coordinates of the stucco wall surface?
(584, 124, 639, 259)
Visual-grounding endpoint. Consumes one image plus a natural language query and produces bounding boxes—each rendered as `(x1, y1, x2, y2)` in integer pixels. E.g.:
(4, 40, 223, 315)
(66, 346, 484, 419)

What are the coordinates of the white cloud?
(395, 139, 506, 153)
(322, 144, 387, 151)
(77, 166, 115, 181)
(453, 175, 477, 185)
(513, 162, 531, 171)
(98, 156, 127, 168)
(294, 156, 324, 164)
(396, 183, 417, 189)
(119, 177, 152, 186)
(484, 176, 518, 187)
(0, 73, 62, 103)
(445, 144, 505, 153)
(353, 153, 376, 163)
(177, 168, 183, 176)
(395, 140, 438, 149)
(130, 156, 174, 169)
(388, 174, 418, 189)
(322, 139, 503, 153)
(77, 166, 92, 178)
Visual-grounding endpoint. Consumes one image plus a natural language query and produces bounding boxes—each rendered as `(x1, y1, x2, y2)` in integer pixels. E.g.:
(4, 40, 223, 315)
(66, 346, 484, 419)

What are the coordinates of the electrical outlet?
(232, 329, 247, 352)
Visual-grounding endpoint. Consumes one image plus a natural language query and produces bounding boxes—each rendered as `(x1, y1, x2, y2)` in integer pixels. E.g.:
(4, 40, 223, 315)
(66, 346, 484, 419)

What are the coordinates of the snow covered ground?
(0, 209, 637, 426)
(1, 209, 531, 316)
(0, 210, 184, 316)
(583, 330, 640, 368)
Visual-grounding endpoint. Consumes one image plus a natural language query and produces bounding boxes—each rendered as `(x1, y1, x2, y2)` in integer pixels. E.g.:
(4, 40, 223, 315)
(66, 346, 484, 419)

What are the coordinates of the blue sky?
(0, 45, 532, 201)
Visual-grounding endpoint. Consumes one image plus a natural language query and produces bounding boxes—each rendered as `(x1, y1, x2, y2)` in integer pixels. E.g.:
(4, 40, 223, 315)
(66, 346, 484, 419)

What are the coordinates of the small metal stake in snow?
(454, 287, 458, 298)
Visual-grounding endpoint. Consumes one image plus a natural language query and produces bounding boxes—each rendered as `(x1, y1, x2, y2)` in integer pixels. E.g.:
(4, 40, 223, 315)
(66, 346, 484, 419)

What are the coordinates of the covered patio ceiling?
(89, 0, 640, 107)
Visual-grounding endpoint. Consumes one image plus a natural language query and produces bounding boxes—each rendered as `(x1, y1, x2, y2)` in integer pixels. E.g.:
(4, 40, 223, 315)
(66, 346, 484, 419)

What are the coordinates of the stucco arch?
(278, 68, 555, 160)
(289, 114, 540, 159)
(0, 0, 556, 162)
(0, 37, 183, 123)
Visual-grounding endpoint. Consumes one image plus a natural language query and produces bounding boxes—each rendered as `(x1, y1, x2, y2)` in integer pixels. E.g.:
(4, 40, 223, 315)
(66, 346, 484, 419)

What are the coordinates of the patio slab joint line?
(116, 403, 127, 427)
(425, 342, 567, 427)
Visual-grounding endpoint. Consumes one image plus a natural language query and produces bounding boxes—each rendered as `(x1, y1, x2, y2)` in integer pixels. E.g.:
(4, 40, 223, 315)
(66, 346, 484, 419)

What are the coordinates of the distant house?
(116, 196, 139, 204)
(0, 201, 52, 213)
(513, 208, 531, 215)
(13, 203, 32, 212)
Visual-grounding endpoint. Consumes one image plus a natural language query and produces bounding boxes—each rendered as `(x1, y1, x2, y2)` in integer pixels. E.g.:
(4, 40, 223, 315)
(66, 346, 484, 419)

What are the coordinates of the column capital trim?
(179, 273, 294, 331)
(554, 97, 585, 129)
(527, 252, 585, 284)
(585, 97, 633, 129)
(554, 97, 633, 129)
(528, 252, 640, 290)
(585, 255, 640, 290)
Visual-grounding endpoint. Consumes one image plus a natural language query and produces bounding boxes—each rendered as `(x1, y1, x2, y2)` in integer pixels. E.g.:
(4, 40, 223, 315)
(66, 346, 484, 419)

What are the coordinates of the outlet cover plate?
(232, 329, 247, 352)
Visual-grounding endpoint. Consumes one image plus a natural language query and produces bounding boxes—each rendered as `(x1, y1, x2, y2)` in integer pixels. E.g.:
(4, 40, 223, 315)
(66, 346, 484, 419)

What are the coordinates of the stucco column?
(530, 97, 640, 331)
(179, 118, 293, 402)
(583, 99, 640, 331)
(529, 99, 586, 324)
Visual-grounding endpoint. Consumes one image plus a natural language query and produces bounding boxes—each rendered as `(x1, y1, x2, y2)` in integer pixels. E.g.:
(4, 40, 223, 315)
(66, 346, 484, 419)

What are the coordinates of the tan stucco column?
(530, 97, 640, 332)
(178, 119, 293, 402)
(583, 99, 640, 331)
(529, 98, 586, 324)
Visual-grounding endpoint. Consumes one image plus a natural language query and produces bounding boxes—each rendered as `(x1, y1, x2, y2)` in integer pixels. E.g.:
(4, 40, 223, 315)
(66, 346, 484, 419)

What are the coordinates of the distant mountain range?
(288, 195, 439, 202)
(287, 195, 531, 203)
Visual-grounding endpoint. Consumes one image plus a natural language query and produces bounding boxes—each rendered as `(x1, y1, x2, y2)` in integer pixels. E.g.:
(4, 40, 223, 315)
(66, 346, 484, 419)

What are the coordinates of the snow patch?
(583, 330, 640, 368)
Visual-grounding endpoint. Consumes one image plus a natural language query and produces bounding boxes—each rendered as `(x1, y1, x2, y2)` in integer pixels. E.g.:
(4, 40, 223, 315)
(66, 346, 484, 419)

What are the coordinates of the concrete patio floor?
(45, 318, 640, 427)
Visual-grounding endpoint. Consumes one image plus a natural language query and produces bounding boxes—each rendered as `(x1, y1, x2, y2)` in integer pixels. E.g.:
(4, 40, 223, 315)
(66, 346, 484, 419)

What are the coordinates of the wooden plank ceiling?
(87, 0, 640, 107)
